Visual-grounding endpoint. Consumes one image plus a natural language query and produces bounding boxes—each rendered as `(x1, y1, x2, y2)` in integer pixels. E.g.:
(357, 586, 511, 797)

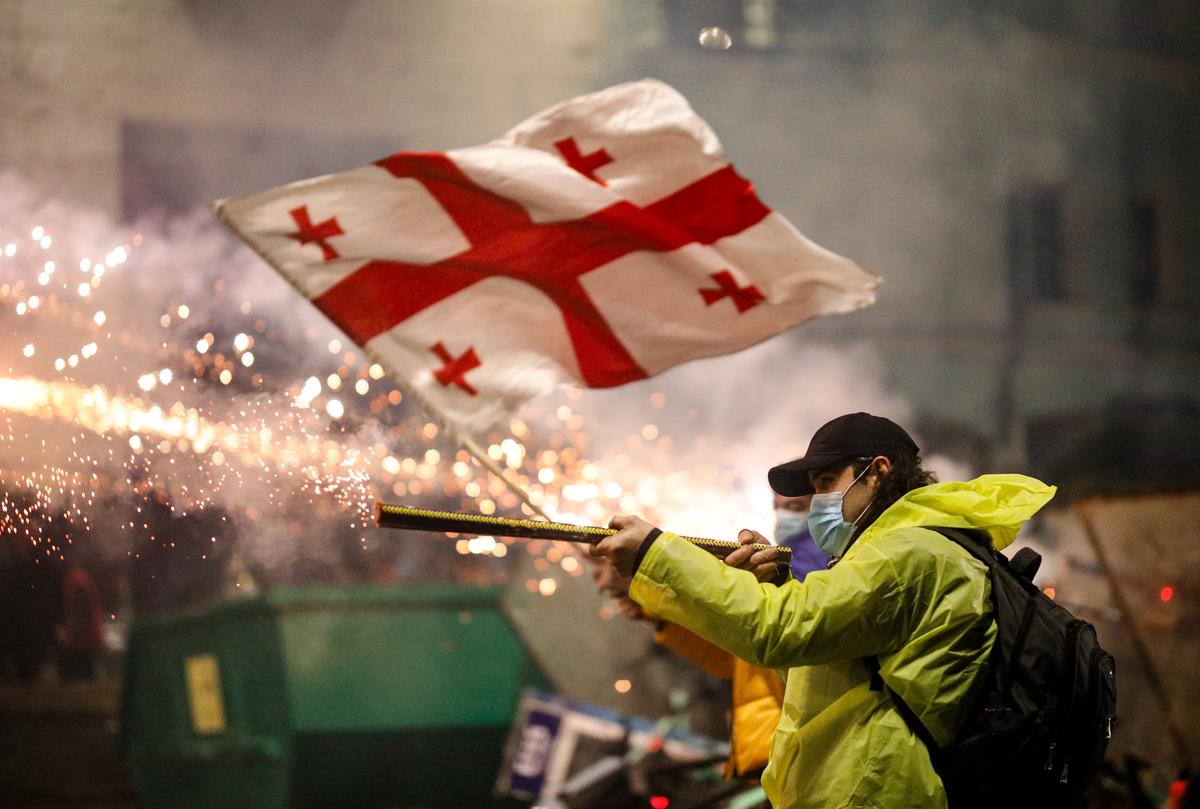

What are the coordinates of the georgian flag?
(216, 79, 879, 434)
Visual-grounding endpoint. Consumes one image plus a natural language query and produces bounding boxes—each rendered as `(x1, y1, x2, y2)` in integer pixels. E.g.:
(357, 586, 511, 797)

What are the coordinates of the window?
(1007, 184, 1067, 302)
(1118, 0, 1169, 53)
(1130, 197, 1161, 307)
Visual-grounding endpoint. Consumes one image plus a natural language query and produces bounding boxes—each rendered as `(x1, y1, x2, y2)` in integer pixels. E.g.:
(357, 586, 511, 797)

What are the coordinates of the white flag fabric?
(217, 79, 879, 434)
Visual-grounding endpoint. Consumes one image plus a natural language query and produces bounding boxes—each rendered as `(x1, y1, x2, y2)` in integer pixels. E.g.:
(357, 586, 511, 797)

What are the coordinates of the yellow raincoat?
(630, 475, 1055, 809)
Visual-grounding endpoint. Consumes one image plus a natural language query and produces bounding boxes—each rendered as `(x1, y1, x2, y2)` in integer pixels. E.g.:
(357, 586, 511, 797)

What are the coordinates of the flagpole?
(368, 359, 556, 524)
(344, 344, 556, 523)
(460, 436, 552, 521)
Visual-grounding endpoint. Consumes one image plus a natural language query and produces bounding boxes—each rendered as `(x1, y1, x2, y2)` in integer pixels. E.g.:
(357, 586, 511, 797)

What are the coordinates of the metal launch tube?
(374, 502, 791, 564)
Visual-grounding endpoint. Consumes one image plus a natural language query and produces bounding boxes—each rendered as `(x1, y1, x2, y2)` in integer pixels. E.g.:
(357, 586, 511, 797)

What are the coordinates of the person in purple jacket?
(773, 494, 830, 581)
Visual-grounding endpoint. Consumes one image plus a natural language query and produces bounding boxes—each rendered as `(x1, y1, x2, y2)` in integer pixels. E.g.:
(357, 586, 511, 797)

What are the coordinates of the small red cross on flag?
(554, 137, 614, 185)
(287, 205, 344, 261)
(700, 270, 766, 314)
(216, 79, 878, 434)
(429, 341, 482, 396)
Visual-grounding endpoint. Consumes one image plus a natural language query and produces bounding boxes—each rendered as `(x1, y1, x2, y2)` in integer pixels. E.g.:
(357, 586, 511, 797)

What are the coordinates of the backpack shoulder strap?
(924, 526, 996, 564)
(863, 526, 999, 755)
(925, 526, 1041, 694)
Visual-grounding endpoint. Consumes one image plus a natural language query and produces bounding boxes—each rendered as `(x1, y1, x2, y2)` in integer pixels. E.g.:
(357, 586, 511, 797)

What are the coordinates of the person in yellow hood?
(590, 412, 1056, 809)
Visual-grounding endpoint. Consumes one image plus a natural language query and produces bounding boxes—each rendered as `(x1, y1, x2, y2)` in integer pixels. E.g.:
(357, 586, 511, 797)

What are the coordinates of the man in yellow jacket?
(590, 412, 1056, 809)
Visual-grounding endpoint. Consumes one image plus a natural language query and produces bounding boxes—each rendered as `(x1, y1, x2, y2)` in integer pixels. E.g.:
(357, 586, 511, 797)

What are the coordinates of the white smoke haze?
(558, 339, 916, 539)
(0, 171, 390, 578)
(555, 340, 979, 541)
(0, 167, 975, 591)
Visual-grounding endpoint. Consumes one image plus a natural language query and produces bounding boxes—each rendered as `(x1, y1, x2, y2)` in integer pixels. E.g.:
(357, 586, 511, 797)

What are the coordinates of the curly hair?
(845, 453, 938, 535)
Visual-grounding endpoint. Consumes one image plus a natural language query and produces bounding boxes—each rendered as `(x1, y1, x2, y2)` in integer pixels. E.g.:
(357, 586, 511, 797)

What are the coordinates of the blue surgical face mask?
(806, 463, 874, 559)
(774, 508, 810, 542)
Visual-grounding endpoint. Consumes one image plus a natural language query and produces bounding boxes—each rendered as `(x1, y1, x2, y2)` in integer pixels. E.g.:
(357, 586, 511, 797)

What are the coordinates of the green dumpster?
(120, 585, 545, 809)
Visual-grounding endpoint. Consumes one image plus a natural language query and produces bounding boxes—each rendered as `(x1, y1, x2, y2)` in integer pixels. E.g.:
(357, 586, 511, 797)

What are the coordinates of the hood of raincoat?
(855, 473, 1056, 553)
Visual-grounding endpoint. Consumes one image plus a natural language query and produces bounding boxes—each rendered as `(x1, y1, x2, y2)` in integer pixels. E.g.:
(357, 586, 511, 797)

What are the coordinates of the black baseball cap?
(768, 412, 919, 496)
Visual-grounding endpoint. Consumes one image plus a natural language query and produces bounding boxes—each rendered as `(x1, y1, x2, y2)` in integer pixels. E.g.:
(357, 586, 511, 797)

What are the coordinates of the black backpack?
(868, 526, 1117, 809)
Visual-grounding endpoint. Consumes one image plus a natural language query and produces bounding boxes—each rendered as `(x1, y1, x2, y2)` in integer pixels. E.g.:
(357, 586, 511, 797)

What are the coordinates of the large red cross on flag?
(216, 79, 878, 434)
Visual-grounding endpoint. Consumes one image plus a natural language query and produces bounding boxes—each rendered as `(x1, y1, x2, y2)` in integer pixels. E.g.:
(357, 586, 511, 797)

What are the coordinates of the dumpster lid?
(129, 584, 505, 632)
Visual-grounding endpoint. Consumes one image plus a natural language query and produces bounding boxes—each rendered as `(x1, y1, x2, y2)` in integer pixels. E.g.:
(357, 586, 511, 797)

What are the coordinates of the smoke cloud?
(0, 167, 973, 595)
